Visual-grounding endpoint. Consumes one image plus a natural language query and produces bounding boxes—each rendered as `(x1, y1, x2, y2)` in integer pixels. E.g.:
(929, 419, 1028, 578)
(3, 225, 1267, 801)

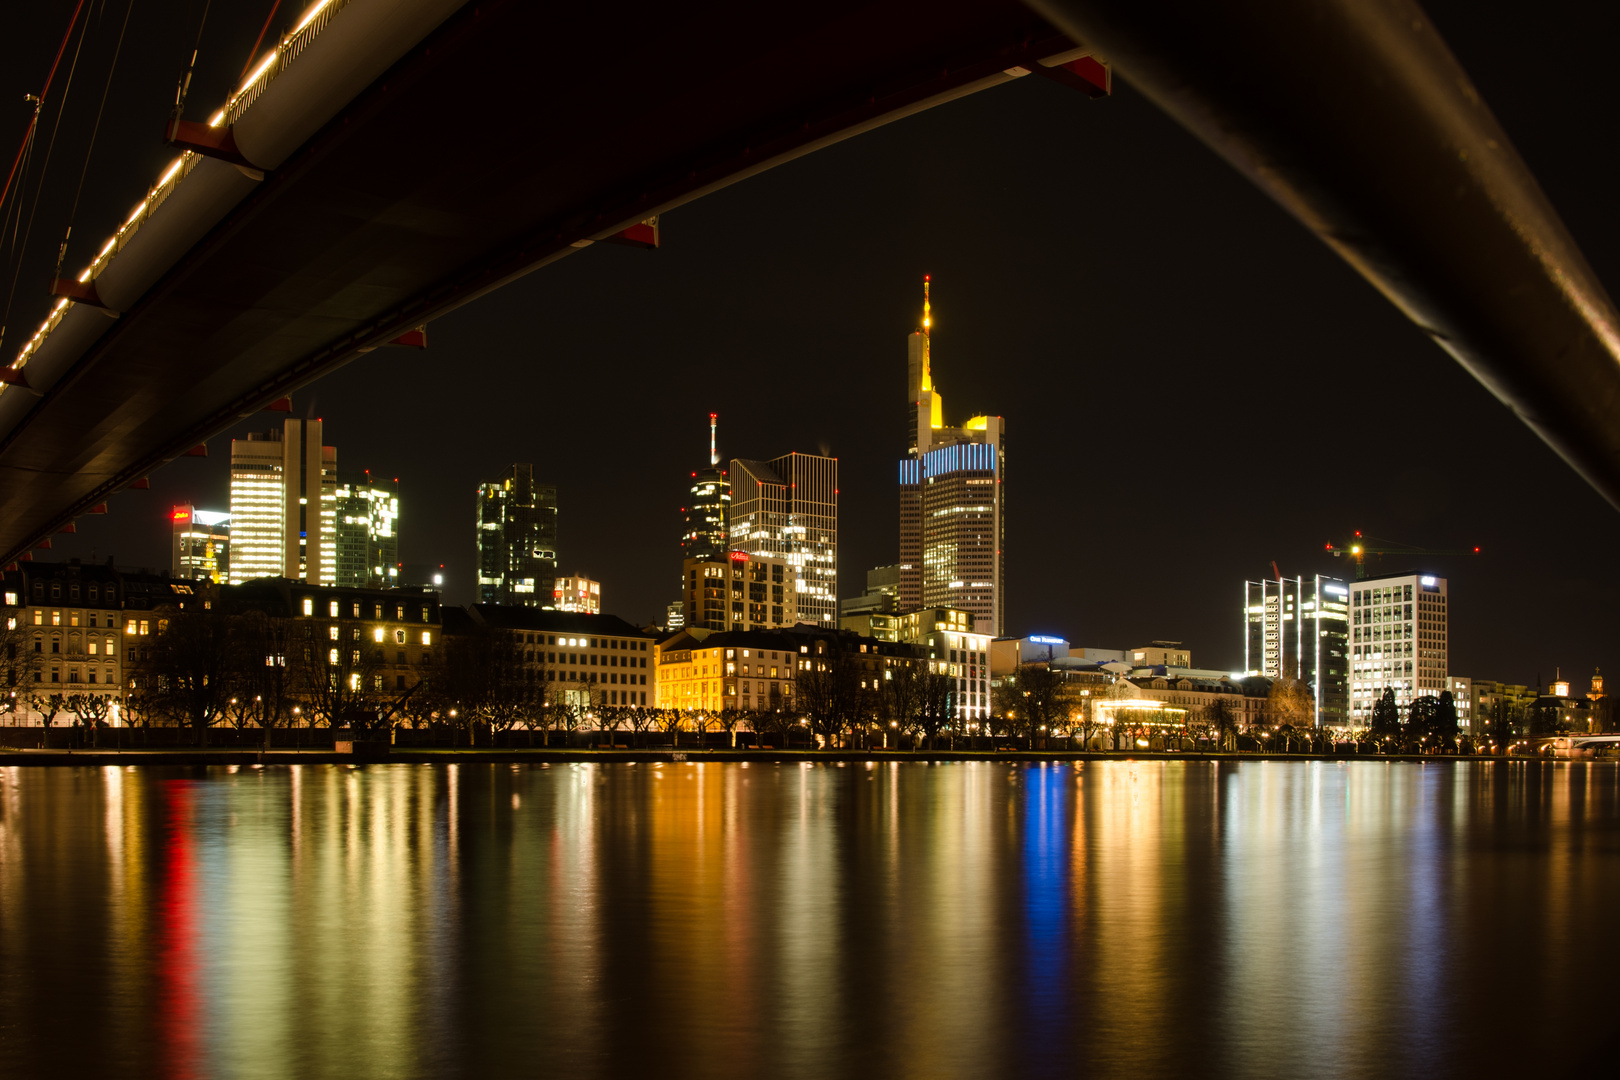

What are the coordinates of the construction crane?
(1324, 531, 1480, 580)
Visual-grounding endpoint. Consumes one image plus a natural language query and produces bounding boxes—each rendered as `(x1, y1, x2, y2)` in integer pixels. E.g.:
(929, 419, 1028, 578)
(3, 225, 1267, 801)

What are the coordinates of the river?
(1, 760, 1615, 1078)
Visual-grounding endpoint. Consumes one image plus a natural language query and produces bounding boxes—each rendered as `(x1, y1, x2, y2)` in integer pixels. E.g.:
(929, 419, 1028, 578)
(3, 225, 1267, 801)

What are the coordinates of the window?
(328, 648, 339, 665)
(329, 600, 339, 617)
(395, 629, 405, 644)
(302, 597, 314, 616)
(33, 611, 42, 625)
(106, 640, 115, 656)
(396, 604, 405, 619)
(373, 627, 385, 643)
(421, 631, 432, 646)
(329, 625, 339, 641)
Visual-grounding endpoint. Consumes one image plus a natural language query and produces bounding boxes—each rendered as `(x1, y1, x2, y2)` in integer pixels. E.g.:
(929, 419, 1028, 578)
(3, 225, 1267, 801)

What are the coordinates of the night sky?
(4, 1, 1618, 688)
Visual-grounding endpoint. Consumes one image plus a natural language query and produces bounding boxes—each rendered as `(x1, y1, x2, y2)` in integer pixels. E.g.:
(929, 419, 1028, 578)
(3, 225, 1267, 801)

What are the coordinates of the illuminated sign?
(1323, 584, 1348, 596)
(1420, 576, 1437, 587)
(1029, 635, 1065, 645)
(728, 551, 750, 563)
(171, 507, 191, 522)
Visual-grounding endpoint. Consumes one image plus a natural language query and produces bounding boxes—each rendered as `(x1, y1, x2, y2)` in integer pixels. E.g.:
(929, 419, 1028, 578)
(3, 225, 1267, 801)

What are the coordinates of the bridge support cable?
(1, 0, 90, 354)
(57, 0, 139, 292)
(1029, 0, 1620, 513)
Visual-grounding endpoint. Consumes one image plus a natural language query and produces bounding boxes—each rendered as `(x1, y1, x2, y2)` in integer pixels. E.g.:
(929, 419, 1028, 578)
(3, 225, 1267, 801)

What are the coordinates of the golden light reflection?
(0, 762, 1615, 1077)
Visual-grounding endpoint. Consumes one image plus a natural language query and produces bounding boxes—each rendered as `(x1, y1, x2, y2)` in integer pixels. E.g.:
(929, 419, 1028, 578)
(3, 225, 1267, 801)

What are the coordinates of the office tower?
(170, 505, 230, 582)
(1242, 573, 1350, 726)
(682, 414, 730, 560)
(334, 472, 400, 588)
(553, 574, 601, 613)
(683, 550, 798, 632)
(898, 277, 1005, 636)
(476, 463, 558, 605)
(229, 419, 336, 585)
(730, 452, 837, 625)
(1345, 572, 1447, 725)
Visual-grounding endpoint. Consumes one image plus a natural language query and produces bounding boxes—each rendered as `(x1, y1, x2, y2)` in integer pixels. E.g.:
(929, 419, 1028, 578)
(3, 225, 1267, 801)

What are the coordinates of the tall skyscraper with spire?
(681, 413, 730, 559)
(898, 276, 1005, 636)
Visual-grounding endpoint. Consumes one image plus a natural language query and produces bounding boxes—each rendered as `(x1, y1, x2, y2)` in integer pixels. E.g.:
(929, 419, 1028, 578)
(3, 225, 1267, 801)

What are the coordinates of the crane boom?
(1324, 531, 1480, 580)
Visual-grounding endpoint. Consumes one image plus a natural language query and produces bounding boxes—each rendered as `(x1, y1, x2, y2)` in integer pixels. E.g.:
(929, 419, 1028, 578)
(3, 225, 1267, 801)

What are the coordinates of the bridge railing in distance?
(224, 0, 354, 128)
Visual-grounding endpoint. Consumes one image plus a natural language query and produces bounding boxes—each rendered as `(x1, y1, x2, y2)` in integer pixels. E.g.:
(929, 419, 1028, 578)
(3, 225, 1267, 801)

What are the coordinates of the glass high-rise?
(476, 464, 558, 606)
(681, 413, 730, 560)
(1242, 573, 1350, 727)
(898, 277, 1005, 636)
(730, 452, 837, 625)
(335, 472, 399, 588)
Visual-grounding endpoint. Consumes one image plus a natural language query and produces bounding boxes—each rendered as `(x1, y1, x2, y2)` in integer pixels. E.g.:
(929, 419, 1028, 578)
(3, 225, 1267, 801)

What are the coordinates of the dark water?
(2, 761, 1617, 1078)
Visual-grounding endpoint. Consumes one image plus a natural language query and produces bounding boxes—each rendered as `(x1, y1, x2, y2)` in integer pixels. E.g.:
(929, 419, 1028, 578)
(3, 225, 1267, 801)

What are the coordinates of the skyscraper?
(335, 472, 400, 588)
(170, 506, 230, 582)
(681, 414, 730, 560)
(228, 419, 336, 585)
(1242, 573, 1350, 726)
(476, 463, 558, 606)
(898, 277, 1005, 636)
(730, 452, 837, 625)
(1346, 572, 1449, 724)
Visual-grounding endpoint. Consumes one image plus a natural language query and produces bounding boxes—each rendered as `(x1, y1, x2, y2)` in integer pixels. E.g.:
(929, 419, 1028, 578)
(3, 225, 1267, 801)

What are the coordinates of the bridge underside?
(6, 0, 1620, 566)
(0, 0, 1076, 563)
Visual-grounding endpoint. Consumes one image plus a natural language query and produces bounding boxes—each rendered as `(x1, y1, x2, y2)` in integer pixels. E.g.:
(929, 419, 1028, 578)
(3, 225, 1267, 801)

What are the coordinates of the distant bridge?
(4, 0, 1620, 565)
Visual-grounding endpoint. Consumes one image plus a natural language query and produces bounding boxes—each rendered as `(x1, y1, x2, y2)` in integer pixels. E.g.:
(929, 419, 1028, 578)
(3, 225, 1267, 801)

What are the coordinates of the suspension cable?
(240, 1, 284, 85)
(167, 0, 214, 139)
(60, 0, 138, 282)
(2, 2, 93, 356)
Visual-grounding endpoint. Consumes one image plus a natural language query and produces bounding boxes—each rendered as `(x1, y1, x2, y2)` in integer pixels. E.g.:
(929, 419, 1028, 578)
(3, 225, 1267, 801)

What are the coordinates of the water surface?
(1, 760, 1615, 1078)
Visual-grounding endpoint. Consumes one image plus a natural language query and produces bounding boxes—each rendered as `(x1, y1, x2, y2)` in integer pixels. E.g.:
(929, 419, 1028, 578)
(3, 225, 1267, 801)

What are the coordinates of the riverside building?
(1346, 572, 1447, 725)
(730, 452, 838, 626)
(898, 277, 1005, 636)
(229, 419, 337, 585)
(1242, 574, 1351, 726)
(476, 464, 558, 606)
(458, 606, 654, 709)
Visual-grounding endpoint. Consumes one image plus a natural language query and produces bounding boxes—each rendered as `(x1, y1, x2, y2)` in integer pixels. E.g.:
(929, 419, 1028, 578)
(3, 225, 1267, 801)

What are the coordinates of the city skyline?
(14, 0, 1618, 685)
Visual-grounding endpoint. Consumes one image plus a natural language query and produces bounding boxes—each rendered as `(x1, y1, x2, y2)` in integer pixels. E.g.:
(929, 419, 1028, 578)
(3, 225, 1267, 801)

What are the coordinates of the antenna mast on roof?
(709, 413, 719, 467)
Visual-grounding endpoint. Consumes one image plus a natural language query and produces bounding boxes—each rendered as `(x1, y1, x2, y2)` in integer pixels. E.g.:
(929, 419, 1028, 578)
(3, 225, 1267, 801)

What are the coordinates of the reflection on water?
(2, 761, 1618, 1078)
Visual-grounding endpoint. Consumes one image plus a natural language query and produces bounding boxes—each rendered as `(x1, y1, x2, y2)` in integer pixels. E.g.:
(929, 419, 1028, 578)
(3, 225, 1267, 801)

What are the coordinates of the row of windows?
(514, 633, 648, 651)
(525, 650, 643, 669)
(300, 596, 434, 622)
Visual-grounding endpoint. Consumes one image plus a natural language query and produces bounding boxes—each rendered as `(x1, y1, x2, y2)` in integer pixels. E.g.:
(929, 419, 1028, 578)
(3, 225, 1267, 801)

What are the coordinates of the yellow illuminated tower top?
(919, 275, 942, 427)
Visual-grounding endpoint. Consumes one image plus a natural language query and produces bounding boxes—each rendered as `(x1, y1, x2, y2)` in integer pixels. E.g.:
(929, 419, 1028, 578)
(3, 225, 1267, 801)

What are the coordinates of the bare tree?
(293, 617, 382, 730)
(65, 693, 115, 747)
(1267, 677, 1314, 734)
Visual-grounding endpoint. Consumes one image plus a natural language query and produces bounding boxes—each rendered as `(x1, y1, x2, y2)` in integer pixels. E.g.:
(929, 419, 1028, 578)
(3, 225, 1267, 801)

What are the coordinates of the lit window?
(373, 627, 384, 643)
(422, 631, 432, 645)
(328, 648, 339, 665)
(302, 597, 313, 616)
(329, 625, 339, 641)
(329, 600, 339, 617)
(395, 629, 405, 644)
